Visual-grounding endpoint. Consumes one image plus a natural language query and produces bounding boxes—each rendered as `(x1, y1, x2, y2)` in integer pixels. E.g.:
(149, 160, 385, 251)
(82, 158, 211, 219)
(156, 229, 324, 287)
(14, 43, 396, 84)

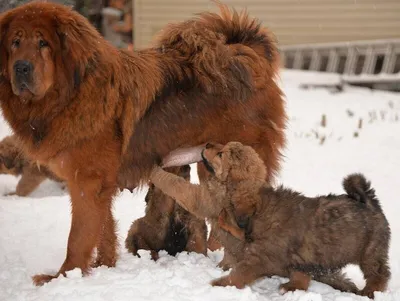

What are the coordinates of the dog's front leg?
(150, 166, 221, 219)
(31, 132, 120, 287)
(212, 243, 268, 289)
(212, 257, 266, 289)
(32, 170, 117, 286)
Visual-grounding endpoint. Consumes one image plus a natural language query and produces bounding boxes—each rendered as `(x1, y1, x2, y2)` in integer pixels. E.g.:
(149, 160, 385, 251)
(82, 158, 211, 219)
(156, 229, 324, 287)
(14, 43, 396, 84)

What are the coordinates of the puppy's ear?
(2, 156, 15, 169)
(228, 145, 243, 163)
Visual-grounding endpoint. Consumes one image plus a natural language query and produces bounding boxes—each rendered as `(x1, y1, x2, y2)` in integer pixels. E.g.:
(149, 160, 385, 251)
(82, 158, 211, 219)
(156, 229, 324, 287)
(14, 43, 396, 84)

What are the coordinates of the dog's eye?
(12, 39, 20, 48)
(39, 40, 48, 48)
(217, 152, 223, 158)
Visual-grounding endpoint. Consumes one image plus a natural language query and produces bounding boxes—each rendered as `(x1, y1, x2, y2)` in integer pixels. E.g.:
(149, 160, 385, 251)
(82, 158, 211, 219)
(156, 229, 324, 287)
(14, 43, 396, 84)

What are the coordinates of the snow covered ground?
(0, 70, 400, 301)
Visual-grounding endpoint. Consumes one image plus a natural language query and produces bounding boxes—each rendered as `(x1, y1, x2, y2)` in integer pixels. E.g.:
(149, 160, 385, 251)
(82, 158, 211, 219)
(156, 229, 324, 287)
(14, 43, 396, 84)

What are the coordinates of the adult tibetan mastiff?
(0, 1, 286, 285)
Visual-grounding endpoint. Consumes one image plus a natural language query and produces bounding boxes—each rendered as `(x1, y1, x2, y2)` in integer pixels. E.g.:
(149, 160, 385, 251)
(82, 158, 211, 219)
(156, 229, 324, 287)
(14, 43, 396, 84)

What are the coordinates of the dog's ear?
(0, 10, 15, 77)
(227, 142, 244, 163)
(54, 9, 101, 93)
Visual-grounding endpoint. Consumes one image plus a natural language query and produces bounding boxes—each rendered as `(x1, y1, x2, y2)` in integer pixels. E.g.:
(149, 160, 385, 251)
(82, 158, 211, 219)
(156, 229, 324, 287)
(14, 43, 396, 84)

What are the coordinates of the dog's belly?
(118, 90, 282, 189)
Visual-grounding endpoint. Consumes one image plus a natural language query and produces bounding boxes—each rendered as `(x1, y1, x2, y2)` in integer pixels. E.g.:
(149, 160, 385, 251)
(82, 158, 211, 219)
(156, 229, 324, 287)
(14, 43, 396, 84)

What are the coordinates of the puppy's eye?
(39, 40, 48, 48)
(217, 152, 223, 158)
(12, 39, 20, 48)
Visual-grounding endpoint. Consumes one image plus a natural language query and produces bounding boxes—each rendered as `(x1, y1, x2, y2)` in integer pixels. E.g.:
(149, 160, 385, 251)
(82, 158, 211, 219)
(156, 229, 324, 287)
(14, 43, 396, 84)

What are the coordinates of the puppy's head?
(201, 142, 267, 182)
(0, 135, 24, 175)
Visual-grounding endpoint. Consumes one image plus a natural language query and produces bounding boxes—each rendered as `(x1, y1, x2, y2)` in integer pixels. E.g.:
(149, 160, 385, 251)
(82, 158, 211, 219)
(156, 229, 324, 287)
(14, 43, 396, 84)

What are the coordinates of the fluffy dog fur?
(0, 135, 62, 196)
(150, 142, 391, 298)
(0, 2, 286, 285)
(125, 165, 207, 260)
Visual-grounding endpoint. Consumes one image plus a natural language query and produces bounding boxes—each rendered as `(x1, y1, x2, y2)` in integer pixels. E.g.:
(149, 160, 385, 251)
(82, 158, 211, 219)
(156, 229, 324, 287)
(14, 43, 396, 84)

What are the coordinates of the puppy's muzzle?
(201, 150, 215, 174)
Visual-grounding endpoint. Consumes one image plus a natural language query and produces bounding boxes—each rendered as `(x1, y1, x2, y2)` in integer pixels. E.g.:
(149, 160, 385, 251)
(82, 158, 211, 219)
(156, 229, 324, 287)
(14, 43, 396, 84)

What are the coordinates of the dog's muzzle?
(13, 60, 34, 92)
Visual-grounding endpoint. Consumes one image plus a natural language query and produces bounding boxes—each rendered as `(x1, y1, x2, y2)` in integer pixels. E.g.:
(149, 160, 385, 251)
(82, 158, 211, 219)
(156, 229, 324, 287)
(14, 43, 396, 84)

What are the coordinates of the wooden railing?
(280, 39, 400, 89)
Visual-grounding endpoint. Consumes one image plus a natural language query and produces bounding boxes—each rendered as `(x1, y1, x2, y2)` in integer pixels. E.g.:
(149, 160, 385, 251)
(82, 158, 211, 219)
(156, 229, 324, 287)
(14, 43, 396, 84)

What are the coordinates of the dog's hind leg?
(185, 217, 207, 256)
(314, 271, 359, 295)
(125, 219, 162, 261)
(279, 271, 311, 294)
(359, 242, 391, 298)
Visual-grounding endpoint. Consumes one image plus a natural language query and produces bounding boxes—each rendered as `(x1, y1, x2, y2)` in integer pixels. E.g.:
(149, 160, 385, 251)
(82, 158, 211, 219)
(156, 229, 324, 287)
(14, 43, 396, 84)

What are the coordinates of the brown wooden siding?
(133, 0, 400, 49)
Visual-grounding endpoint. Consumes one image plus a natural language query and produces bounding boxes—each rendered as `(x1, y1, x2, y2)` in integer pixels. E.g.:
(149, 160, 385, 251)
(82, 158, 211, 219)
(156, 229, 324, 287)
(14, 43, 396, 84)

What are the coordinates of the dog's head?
(0, 135, 24, 175)
(201, 142, 267, 182)
(0, 2, 104, 103)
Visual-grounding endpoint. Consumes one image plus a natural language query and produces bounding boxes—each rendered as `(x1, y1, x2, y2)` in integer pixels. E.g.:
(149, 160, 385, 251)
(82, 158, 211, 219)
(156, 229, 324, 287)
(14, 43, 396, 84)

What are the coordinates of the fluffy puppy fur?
(0, 135, 62, 196)
(125, 165, 207, 260)
(0, 2, 286, 285)
(151, 142, 391, 298)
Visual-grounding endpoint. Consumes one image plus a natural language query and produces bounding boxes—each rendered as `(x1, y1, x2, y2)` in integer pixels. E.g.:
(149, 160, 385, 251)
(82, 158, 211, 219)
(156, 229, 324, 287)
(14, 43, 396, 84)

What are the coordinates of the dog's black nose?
(14, 60, 33, 76)
(205, 143, 213, 149)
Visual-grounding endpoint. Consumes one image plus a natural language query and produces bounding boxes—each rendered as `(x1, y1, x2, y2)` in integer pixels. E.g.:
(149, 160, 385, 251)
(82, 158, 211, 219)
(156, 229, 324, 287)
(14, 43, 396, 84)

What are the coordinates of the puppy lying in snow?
(152, 141, 391, 298)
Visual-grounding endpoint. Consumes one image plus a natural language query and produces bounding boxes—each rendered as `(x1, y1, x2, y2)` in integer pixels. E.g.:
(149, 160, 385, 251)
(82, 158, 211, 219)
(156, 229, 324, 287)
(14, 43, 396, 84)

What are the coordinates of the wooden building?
(133, 0, 400, 49)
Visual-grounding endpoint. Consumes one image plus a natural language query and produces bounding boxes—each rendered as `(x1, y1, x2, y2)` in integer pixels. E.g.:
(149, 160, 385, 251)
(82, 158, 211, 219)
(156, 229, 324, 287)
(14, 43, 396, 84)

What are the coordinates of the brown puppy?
(125, 165, 207, 260)
(0, 2, 286, 285)
(0, 135, 63, 196)
(150, 142, 391, 298)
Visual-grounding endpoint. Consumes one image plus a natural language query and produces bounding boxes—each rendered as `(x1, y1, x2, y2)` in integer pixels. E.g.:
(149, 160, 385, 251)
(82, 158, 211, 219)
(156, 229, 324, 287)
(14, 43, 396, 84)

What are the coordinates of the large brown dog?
(0, 2, 286, 285)
(0, 135, 62, 196)
(150, 142, 391, 298)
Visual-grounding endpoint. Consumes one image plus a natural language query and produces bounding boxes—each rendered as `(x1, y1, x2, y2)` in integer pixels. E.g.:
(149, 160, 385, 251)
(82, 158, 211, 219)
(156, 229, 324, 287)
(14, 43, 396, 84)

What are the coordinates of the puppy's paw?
(150, 250, 159, 261)
(279, 282, 302, 294)
(5, 191, 16, 196)
(32, 274, 57, 286)
(361, 288, 375, 299)
(211, 276, 231, 287)
(211, 275, 245, 289)
(217, 261, 232, 271)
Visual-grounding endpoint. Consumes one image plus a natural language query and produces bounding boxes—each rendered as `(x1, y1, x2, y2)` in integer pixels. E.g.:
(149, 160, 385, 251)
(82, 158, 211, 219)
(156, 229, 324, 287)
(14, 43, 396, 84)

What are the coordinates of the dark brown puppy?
(0, 2, 286, 285)
(0, 135, 63, 196)
(125, 165, 207, 260)
(150, 142, 391, 298)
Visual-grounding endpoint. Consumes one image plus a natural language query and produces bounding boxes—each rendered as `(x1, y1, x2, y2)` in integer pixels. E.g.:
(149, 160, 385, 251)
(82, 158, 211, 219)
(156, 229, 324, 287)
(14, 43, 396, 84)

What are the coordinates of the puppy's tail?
(343, 173, 381, 210)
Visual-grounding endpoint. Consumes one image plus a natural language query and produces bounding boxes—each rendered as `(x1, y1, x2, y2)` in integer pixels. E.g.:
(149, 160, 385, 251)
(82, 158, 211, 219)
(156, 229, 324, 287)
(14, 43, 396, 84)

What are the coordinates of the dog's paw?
(150, 250, 159, 261)
(217, 259, 234, 271)
(4, 191, 16, 196)
(278, 282, 303, 294)
(361, 288, 375, 299)
(32, 274, 57, 286)
(211, 276, 231, 287)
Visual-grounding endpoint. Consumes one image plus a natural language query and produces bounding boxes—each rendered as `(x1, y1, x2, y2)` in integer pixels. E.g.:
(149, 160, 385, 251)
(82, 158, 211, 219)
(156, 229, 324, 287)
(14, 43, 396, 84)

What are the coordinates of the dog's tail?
(198, 1, 280, 70)
(155, 2, 281, 100)
(343, 173, 381, 210)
